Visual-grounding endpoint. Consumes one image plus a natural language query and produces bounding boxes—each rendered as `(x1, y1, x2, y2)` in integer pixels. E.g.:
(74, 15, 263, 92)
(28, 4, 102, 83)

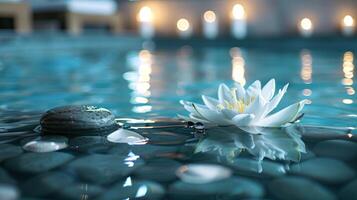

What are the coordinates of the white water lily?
(180, 79, 306, 127)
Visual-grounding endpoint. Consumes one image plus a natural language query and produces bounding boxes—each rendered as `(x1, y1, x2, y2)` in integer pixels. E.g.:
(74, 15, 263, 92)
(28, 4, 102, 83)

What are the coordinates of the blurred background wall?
(118, 0, 357, 37)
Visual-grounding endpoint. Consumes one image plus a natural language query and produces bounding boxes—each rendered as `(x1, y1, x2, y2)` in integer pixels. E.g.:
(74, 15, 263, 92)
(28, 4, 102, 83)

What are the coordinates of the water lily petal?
(107, 129, 148, 145)
(202, 95, 219, 111)
(244, 94, 266, 120)
(218, 83, 234, 105)
(193, 103, 232, 125)
(234, 82, 246, 101)
(245, 80, 261, 102)
(180, 100, 207, 117)
(262, 79, 275, 101)
(232, 114, 255, 126)
(263, 83, 289, 116)
(258, 100, 306, 127)
(220, 109, 238, 119)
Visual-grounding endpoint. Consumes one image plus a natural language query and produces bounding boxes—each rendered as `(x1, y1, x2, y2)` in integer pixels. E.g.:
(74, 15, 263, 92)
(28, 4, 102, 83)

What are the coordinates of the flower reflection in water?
(194, 125, 306, 165)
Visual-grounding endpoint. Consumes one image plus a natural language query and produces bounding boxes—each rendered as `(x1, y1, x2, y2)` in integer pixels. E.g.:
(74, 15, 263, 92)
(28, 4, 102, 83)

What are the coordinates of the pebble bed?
(0, 109, 356, 200)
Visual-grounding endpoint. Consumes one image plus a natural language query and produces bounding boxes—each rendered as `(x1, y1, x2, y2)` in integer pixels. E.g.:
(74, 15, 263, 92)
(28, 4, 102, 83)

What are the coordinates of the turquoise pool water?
(0, 40, 356, 200)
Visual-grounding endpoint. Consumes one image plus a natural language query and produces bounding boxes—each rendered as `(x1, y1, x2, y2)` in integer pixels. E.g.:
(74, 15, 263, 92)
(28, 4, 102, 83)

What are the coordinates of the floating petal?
(107, 129, 148, 145)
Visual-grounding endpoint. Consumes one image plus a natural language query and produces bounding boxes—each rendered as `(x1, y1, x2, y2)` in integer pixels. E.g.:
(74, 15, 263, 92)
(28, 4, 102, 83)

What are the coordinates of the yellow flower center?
(217, 89, 255, 113)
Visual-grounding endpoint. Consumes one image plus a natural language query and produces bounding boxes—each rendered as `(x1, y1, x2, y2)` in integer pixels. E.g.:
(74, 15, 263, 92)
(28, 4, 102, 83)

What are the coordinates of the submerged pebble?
(339, 179, 357, 200)
(4, 152, 74, 174)
(40, 105, 118, 135)
(290, 158, 355, 184)
(57, 183, 104, 200)
(229, 158, 286, 178)
(96, 179, 165, 200)
(0, 184, 18, 200)
(22, 135, 68, 153)
(176, 164, 232, 184)
(269, 176, 336, 200)
(313, 139, 357, 161)
(169, 177, 264, 199)
(134, 158, 182, 183)
(67, 154, 144, 184)
(21, 172, 75, 197)
(0, 144, 23, 162)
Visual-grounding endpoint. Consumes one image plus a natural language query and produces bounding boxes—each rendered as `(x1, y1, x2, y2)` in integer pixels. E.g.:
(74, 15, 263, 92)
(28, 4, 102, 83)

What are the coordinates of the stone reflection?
(124, 50, 153, 113)
(195, 125, 306, 163)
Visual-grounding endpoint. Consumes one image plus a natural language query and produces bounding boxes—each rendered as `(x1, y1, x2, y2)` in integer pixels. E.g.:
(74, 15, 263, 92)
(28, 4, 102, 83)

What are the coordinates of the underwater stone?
(57, 183, 103, 200)
(339, 179, 357, 200)
(269, 176, 336, 200)
(0, 144, 23, 162)
(229, 158, 286, 178)
(67, 154, 144, 185)
(133, 158, 182, 183)
(313, 139, 357, 161)
(40, 105, 118, 136)
(290, 158, 355, 184)
(0, 168, 16, 185)
(109, 144, 180, 160)
(4, 152, 74, 174)
(168, 177, 264, 200)
(69, 136, 119, 154)
(21, 172, 75, 197)
(0, 184, 19, 200)
(96, 179, 165, 200)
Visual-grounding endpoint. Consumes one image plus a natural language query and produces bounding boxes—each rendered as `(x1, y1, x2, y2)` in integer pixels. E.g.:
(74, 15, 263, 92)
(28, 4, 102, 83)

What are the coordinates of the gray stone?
(57, 183, 103, 200)
(109, 144, 179, 160)
(40, 105, 118, 135)
(168, 177, 264, 200)
(69, 136, 119, 154)
(268, 176, 336, 200)
(21, 172, 75, 197)
(67, 154, 144, 184)
(4, 152, 74, 174)
(339, 179, 357, 200)
(133, 158, 182, 183)
(230, 158, 286, 178)
(313, 140, 357, 161)
(0, 144, 23, 162)
(0, 168, 15, 185)
(290, 158, 355, 184)
(95, 179, 165, 200)
(0, 184, 19, 200)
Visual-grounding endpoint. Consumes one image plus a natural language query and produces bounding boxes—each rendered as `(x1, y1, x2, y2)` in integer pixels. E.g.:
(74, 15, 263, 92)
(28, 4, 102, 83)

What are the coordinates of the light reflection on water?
(0, 46, 355, 128)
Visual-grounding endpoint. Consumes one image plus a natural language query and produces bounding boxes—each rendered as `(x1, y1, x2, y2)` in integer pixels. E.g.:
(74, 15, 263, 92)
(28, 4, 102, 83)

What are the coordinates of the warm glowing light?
(342, 52, 354, 95)
(230, 47, 246, 86)
(300, 18, 312, 30)
(232, 4, 245, 19)
(300, 50, 313, 84)
(204, 10, 216, 23)
(302, 89, 312, 96)
(343, 15, 354, 27)
(342, 99, 354, 104)
(177, 18, 190, 32)
(138, 6, 153, 22)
